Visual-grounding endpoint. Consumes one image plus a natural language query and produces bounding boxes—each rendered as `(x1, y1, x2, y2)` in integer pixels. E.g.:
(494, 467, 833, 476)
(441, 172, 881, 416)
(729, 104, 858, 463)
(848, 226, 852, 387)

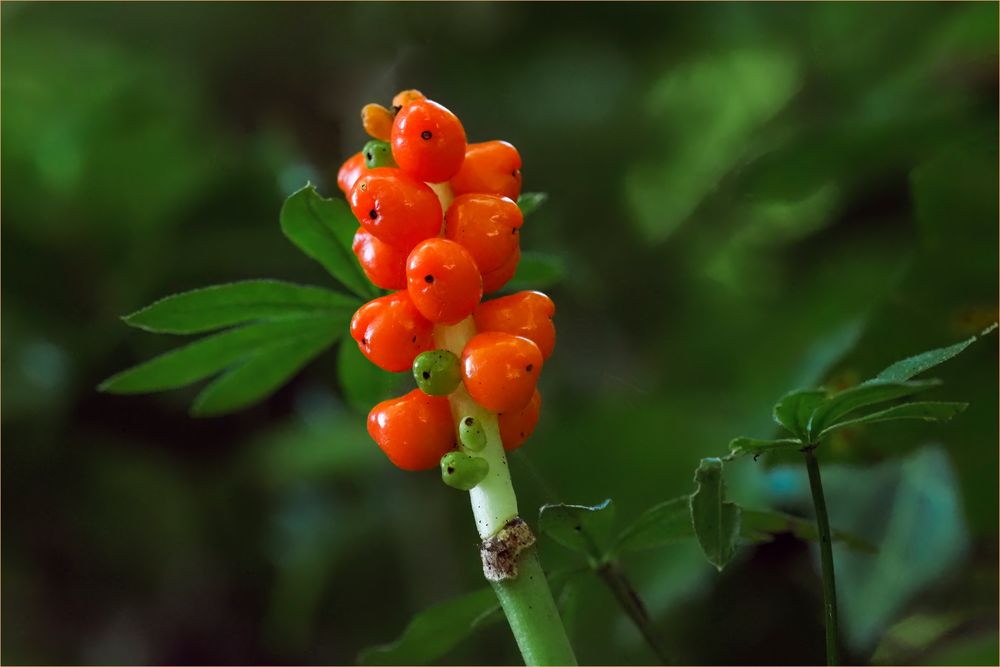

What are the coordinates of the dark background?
(3, 2, 998, 664)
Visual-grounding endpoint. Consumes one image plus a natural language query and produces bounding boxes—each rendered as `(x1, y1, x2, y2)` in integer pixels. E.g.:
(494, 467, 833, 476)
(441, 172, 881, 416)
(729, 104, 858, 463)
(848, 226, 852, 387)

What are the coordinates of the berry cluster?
(338, 90, 555, 483)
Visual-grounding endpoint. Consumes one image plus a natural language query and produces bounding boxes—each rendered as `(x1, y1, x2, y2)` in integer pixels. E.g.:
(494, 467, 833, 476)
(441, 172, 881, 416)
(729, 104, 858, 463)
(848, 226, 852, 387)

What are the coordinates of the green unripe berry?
(413, 349, 461, 396)
(459, 415, 487, 451)
(440, 451, 489, 491)
(363, 140, 396, 169)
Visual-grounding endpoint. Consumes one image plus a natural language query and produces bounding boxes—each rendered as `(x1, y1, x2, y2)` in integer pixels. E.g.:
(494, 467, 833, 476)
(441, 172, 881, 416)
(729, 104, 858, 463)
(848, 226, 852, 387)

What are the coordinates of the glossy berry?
(337, 151, 367, 196)
(350, 168, 442, 251)
(440, 451, 489, 490)
(406, 238, 483, 325)
(352, 228, 407, 290)
(350, 292, 434, 372)
(363, 139, 396, 169)
(458, 415, 487, 451)
(499, 389, 541, 452)
(474, 291, 556, 360)
(367, 389, 454, 471)
(461, 332, 543, 413)
(391, 99, 467, 183)
(392, 89, 425, 111)
(413, 349, 462, 396)
(482, 246, 521, 294)
(450, 141, 523, 200)
(444, 194, 523, 273)
(361, 103, 394, 142)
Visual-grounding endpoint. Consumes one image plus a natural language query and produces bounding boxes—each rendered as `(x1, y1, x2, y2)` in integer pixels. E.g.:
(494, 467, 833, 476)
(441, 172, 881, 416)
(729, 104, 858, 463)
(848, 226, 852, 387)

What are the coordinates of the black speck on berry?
(421, 130, 432, 140)
(424, 274, 434, 283)
(369, 209, 378, 220)
(422, 371, 430, 380)
(526, 364, 534, 372)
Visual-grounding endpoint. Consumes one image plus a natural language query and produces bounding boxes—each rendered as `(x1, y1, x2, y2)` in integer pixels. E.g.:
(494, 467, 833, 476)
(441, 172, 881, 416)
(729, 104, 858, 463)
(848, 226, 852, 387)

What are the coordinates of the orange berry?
(337, 151, 367, 196)
(482, 245, 521, 294)
(392, 89, 426, 111)
(450, 141, 522, 200)
(474, 291, 556, 360)
(350, 292, 434, 372)
(352, 227, 407, 290)
(361, 103, 393, 141)
(367, 389, 455, 471)
(349, 168, 442, 251)
(499, 389, 541, 452)
(444, 194, 523, 273)
(391, 99, 467, 183)
(461, 332, 542, 413)
(406, 238, 483, 325)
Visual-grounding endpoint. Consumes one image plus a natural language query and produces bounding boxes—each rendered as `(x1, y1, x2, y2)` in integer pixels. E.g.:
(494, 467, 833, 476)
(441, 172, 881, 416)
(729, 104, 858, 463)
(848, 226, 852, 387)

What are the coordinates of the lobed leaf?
(98, 316, 342, 394)
(190, 328, 341, 416)
(506, 252, 567, 291)
(280, 184, 378, 300)
(689, 458, 741, 570)
(613, 496, 691, 554)
(336, 339, 403, 414)
(817, 401, 968, 439)
(772, 388, 827, 440)
(516, 192, 548, 216)
(357, 587, 500, 665)
(729, 436, 802, 458)
(806, 379, 941, 440)
(123, 279, 358, 334)
(872, 324, 995, 383)
(538, 499, 615, 562)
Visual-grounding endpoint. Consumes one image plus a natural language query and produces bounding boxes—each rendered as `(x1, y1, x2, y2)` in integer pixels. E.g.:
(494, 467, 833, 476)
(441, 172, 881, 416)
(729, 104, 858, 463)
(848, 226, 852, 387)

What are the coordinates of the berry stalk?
(435, 317, 576, 666)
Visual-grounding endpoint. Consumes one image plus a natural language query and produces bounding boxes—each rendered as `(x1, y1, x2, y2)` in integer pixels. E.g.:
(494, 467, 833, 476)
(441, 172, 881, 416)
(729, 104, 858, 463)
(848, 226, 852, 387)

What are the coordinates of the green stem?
(492, 546, 578, 665)
(803, 446, 841, 666)
(597, 561, 670, 664)
(436, 318, 576, 666)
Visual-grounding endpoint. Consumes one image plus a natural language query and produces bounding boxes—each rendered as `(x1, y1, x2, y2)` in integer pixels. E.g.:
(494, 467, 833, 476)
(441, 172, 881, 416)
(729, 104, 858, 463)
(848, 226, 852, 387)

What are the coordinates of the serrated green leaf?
(517, 192, 548, 216)
(806, 379, 941, 440)
(280, 184, 378, 300)
(336, 339, 403, 414)
(123, 279, 359, 334)
(873, 324, 995, 383)
(729, 436, 802, 458)
(772, 388, 828, 439)
(357, 587, 500, 665)
(99, 316, 340, 394)
(190, 327, 342, 416)
(613, 496, 691, 554)
(538, 499, 615, 562)
(506, 251, 566, 292)
(741, 509, 877, 553)
(689, 458, 741, 570)
(817, 401, 968, 439)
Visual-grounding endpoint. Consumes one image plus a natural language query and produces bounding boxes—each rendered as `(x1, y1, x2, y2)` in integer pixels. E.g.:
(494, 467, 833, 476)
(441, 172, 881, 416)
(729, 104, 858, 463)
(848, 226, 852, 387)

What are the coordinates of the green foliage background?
(2, 2, 997, 664)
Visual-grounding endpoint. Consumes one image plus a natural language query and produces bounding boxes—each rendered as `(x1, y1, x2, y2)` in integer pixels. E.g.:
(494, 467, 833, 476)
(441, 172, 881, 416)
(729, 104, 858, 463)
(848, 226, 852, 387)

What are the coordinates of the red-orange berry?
(482, 246, 521, 294)
(352, 228, 407, 290)
(406, 238, 483, 325)
(444, 194, 523, 273)
(473, 291, 556, 360)
(450, 141, 522, 200)
(349, 168, 442, 251)
(499, 389, 541, 452)
(338, 151, 368, 196)
(391, 99, 467, 183)
(367, 389, 455, 471)
(461, 332, 543, 413)
(350, 292, 434, 372)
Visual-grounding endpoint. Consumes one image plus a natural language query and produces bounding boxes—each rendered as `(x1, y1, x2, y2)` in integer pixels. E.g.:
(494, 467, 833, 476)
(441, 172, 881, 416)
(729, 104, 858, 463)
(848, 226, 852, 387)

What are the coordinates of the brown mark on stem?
(480, 517, 536, 582)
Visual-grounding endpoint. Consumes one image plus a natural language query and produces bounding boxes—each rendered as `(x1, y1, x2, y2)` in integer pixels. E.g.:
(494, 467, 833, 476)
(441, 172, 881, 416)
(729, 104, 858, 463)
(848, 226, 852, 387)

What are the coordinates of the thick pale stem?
(434, 318, 518, 538)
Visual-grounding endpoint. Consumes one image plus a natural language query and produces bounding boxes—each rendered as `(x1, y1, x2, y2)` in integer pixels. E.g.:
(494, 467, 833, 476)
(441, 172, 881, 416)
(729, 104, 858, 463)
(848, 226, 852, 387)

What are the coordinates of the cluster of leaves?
(690, 325, 995, 570)
(99, 185, 558, 415)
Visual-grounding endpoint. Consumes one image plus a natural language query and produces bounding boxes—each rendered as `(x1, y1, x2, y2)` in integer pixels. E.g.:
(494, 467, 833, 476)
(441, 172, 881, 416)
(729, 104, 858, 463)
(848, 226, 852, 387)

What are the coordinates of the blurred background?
(3, 2, 998, 664)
